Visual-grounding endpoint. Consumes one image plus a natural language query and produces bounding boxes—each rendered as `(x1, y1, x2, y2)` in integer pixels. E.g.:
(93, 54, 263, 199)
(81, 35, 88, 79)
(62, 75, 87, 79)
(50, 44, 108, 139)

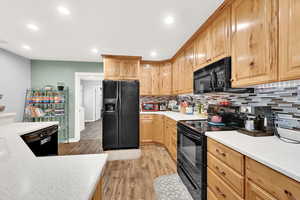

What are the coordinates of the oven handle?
(178, 128, 202, 141)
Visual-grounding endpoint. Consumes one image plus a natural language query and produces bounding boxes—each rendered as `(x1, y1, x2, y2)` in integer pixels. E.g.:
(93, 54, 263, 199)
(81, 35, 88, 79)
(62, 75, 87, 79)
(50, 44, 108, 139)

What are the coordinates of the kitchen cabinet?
(102, 55, 141, 80)
(279, 0, 300, 81)
(183, 45, 194, 93)
(160, 62, 172, 95)
(210, 7, 230, 61)
(153, 115, 164, 144)
(139, 63, 152, 95)
(231, 0, 278, 87)
(194, 31, 210, 70)
(92, 178, 103, 200)
(246, 157, 300, 200)
(140, 115, 154, 143)
(172, 59, 180, 94)
(207, 138, 245, 199)
(139, 61, 172, 96)
(140, 114, 176, 161)
(151, 65, 161, 95)
(103, 57, 121, 80)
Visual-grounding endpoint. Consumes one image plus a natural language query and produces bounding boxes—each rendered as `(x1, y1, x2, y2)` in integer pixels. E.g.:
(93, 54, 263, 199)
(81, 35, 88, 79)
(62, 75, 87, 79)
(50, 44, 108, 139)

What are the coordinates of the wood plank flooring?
(103, 144, 176, 200)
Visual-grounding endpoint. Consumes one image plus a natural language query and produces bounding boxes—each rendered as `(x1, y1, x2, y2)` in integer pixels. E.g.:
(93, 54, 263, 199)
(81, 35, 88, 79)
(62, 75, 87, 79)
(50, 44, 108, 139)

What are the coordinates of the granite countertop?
(205, 131, 300, 182)
(0, 122, 108, 200)
(140, 111, 207, 121)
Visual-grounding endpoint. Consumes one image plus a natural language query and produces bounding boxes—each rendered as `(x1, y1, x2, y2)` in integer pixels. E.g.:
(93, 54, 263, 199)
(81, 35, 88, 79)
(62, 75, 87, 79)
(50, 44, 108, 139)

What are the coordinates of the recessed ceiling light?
(22, 45, 31, 50)
(57, 6, 71, 15)
(26, 23, 39, 31)
(164, 16, 175, 25)
(91, 48, 99, 54)
(150, 51, 157, 57)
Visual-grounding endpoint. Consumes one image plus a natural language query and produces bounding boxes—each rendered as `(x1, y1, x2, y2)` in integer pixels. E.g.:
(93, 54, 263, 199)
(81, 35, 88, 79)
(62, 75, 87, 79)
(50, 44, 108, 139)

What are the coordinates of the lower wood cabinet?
(140, 114, 177, 161)
(207, 138, 300, 200)
(92, 178, 103, 200)
(246, 157, 300, 200)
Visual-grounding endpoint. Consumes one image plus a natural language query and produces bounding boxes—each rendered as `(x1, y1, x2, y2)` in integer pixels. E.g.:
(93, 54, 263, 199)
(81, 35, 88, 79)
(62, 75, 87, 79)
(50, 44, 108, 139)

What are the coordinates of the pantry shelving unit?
(23, 88, 69, 142)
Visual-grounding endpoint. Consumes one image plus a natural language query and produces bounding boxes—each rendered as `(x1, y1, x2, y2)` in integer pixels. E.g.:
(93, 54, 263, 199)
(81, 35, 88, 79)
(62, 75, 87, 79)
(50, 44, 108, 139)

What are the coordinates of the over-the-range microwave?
(193, 57, 254, 94)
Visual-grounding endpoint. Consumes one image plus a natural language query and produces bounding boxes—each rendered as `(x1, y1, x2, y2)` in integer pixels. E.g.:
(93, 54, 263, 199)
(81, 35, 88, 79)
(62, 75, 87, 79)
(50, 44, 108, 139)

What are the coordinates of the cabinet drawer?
(208, 168, 243, 200)
(207, 138, 244, 175)
(246, 157, 300, 200)
(140, 114, 154, 119)
(207, 186, 218, 200)
(208, 152, 244, 197)
(246, 180, 277, 200)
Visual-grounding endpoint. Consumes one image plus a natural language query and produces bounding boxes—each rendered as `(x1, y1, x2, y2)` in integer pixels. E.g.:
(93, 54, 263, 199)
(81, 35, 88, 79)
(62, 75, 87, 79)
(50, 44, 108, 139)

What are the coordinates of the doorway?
(74, 72, 104, 150)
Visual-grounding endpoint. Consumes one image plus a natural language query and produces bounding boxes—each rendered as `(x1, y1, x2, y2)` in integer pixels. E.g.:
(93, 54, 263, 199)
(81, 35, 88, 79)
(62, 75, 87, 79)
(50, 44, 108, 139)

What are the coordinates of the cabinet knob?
(216, 148, 226, 157)
(284, 190, 296, 200)
(215, 186, 226, 198)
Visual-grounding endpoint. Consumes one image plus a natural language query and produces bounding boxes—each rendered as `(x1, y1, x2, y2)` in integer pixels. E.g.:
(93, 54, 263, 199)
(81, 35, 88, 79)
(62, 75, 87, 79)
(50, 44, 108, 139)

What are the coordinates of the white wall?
(0, 49, 31, 121)
(82, 80, 102, 122)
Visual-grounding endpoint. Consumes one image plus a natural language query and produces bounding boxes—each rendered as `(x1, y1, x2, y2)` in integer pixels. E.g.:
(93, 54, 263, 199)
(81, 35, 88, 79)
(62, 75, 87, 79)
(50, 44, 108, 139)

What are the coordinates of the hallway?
(59, 120, 102, 155)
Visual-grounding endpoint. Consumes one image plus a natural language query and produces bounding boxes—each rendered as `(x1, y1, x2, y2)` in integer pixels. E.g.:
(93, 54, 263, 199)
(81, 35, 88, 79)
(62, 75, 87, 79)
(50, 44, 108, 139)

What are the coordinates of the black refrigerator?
(102, 80, 139, 150)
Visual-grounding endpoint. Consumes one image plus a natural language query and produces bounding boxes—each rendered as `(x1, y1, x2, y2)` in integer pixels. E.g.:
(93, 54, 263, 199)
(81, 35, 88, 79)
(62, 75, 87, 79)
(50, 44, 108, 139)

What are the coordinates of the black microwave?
(193, 57, 254, 94)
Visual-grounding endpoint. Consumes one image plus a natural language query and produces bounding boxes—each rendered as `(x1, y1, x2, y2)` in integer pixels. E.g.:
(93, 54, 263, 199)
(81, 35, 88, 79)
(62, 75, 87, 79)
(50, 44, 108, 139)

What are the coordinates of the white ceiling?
(0, 0, 224, 62)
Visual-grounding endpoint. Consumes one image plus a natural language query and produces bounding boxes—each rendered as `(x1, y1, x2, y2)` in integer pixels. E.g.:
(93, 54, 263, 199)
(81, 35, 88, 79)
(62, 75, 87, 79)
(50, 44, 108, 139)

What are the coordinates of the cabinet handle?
(284, 190, 296, 200)
(249, 61, 255, 67)
(216, 148, 226, 157)
(215, 166, 226, 176)
(215, 186, 226, 198)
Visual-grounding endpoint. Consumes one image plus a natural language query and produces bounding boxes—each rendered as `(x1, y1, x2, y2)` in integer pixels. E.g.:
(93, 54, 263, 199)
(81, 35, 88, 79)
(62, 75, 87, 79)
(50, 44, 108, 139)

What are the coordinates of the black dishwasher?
(21, 125, 58, 156)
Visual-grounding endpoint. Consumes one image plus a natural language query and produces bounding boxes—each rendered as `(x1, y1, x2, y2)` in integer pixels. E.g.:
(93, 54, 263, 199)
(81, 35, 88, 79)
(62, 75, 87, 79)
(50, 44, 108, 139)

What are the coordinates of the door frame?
(74, 72, 104, 142)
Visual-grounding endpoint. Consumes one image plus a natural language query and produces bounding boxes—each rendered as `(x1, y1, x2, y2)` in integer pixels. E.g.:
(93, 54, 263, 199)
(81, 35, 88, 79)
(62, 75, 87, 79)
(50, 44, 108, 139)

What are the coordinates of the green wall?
(31, 60, 103, 139)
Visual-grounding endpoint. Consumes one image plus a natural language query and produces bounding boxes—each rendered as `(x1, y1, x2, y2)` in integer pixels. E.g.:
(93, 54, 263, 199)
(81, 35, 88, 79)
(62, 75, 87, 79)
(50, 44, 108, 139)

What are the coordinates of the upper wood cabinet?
(183, 45, 194, 93)
(172, 59, 180, 94)
(210, 7, 231, 61)
(231, 0, 278, 87)
(102, 55, 141, 80)
(151, 65, 161, 95)
(160, 62, 172, 95)
(194, 31, 210, 70)
(279, 0, 300, 81)
(140, 63, 152, 95)
(194, 7, 230, 71)
(103, 57, 121, 80)
(139, 61, 172, 96)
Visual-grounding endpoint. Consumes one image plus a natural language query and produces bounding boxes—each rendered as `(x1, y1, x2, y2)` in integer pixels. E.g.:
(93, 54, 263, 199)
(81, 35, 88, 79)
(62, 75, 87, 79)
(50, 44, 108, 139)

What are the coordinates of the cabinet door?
(160, 62, 172, 95)
(246, 180, 277, 200)
(172, 60, 179, 94)
(151, 65, 160, 95)
(178, 54, 185, 94)
(120, 60, 139, 79)
(184, 46, 194, 93)
(231, 0, 278, 87)
(279, 0, 300, 81)
(140, 116, 153, 143)
(140, 64, 152, 95)
(194, 31, 210, 70)
(153, 115, 164, 144)
(103, 58, 121, 79)
(210, 7, 230, 61)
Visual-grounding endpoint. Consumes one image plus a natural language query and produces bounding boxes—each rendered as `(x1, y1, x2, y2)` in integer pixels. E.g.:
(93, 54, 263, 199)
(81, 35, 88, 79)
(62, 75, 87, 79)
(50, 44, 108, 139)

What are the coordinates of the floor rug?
(153, 173, 193, 200)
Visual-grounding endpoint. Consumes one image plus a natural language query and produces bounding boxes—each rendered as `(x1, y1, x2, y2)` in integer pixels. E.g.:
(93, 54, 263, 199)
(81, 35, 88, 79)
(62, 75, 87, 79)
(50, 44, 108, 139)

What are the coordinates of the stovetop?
(179, 120, 241, 133)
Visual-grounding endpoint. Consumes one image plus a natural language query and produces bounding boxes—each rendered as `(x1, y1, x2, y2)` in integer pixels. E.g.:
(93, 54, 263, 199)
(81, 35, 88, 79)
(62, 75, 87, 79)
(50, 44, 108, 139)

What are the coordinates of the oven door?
(177, 124, 207, 192)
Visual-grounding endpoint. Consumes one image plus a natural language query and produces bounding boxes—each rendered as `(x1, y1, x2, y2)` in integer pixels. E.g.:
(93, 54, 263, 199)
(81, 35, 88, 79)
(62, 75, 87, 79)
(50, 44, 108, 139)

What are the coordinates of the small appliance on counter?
(238, 106, 274, 137)
(159, 102, 167, 111)
(141, 102, 160, 112)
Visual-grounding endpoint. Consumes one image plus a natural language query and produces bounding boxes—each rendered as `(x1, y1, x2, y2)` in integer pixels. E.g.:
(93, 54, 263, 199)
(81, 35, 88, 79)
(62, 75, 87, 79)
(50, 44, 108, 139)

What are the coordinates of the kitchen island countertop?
(0, 122, 107, 200)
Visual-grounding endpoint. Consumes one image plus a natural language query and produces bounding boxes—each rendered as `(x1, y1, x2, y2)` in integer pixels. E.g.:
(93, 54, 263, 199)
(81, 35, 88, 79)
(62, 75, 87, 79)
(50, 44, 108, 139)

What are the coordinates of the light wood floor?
(103, 144, 176, 200)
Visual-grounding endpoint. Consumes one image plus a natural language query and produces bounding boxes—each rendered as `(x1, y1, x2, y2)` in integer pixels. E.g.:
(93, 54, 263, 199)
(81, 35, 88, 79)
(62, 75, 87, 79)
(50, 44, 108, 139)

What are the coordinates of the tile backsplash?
(179, 79, 300, 130)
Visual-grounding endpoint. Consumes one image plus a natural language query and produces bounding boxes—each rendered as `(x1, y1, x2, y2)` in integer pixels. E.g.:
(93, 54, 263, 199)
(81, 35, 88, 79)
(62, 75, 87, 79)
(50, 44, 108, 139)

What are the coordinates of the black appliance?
(21, 125, 58, 156)
(177, 105, 244, 200)
(194, 57, 254, 94)
(102, 80, 139, 150)
(238, 106, 275, 137)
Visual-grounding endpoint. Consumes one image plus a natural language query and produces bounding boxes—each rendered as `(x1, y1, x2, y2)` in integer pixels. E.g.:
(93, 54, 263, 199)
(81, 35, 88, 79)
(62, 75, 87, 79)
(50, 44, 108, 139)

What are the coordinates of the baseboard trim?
(104, 149, 141, 161)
